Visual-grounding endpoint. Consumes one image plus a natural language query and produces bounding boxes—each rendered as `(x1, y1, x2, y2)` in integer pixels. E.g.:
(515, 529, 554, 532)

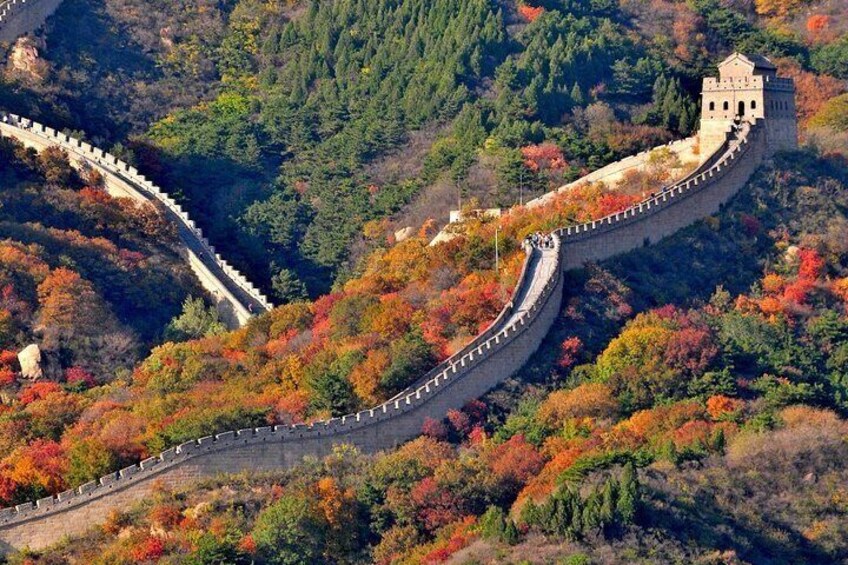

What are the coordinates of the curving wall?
(0, 114, 273, 327)
(0, 0, 63, 42)
(526, 136, 700, 210)
(0, 118, 772, 553)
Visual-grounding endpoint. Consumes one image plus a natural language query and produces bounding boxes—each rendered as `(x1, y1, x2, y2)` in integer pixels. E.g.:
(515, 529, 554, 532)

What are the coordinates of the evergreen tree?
(599, 478, 617, 528)
(503, 519, 520, 545)
(570, 82, 585, 107)
(480, 505, 507, 540)
(617, 461, 639, 524)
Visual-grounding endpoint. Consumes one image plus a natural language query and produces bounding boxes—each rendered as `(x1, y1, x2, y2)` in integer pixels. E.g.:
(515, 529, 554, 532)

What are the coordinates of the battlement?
(0, 114, 773, 551)
(703, 75, 794, 92)
(0, 114, 273, 324)
(0, 55, 793, 552)
(0, 0, 63, 42)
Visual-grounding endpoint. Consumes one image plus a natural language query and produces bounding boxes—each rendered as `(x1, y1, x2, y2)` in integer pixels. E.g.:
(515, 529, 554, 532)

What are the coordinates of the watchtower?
(700, 52, 797, 159)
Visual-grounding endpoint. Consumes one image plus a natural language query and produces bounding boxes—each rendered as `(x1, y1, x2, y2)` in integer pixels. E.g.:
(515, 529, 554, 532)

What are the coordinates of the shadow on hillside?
(642, 474, 837, 564)
(487, 152, 843, 410)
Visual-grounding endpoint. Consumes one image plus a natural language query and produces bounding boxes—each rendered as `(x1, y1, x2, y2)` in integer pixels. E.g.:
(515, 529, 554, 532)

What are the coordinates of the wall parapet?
(0, 234, 563, 529)
(0, 113, 273, 320)
(0, 113, 771, 548)
(555, 121, 758, 245)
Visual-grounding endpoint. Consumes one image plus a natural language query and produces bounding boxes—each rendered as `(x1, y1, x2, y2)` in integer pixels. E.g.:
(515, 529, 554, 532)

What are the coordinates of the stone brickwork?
(700, 52, 797, 158)
(0, 0, 63, 43)
(0, 114, 273, 327)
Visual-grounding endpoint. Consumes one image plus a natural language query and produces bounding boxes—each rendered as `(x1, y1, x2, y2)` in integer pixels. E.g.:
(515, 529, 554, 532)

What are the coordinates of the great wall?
(0, 0, 63, 43)
(0, 115, 273, 327)
(0, 5, 799, 553)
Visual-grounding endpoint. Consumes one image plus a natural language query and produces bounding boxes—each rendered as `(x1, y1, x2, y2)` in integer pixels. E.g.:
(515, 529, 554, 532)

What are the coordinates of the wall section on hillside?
(0, 0, 62, 42)
(0, 117, 272, 327)
(0, 119, 769, 554)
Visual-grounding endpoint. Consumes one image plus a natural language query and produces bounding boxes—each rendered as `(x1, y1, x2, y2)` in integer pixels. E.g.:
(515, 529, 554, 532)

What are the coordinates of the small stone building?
(700, 52, 797, 158)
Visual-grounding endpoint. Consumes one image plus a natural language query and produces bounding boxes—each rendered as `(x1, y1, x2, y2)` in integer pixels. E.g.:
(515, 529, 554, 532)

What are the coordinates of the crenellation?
(118, 466, 138, 479)
(139, 457, 159, 470)
(78, 481, 97, 493)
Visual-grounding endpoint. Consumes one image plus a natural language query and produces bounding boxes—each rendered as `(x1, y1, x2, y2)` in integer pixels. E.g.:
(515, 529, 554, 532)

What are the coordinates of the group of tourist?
(526, 232, 555, 249)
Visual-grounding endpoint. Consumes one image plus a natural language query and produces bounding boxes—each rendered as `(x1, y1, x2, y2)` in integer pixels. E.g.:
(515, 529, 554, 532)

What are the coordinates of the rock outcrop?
(16, 344, 42, 380)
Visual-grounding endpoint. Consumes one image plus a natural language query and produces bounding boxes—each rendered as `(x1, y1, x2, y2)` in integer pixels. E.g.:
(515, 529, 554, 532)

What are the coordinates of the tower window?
(723, 101, 729, 111)
(738, 101, 745, 115)
(751, 100, 756, 109)
(709, 101, 715, 111)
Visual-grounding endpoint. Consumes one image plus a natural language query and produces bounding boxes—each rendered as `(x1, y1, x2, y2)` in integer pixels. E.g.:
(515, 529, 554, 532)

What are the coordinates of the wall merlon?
(78, 481, 97, 494)
(118, 466, 138, 479)
(56, 489, 75, 502)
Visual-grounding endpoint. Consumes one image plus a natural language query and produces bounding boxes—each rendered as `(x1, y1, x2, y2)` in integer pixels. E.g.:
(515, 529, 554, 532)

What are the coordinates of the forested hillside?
(1, 0, 847, 561)
(0, 137, 203, 376)
(16, 149, 848, 564)
(0, 0, 800, 298)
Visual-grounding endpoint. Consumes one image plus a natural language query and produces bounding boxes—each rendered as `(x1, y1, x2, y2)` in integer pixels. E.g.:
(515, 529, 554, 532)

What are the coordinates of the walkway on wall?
(0, 115, 272, 326)
(0, 118, 773, 551)
(507, 245, 559, 324)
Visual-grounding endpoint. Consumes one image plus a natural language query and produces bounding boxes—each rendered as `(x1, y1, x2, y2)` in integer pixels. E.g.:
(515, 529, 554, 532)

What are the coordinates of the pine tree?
(581, 493, 602, 534)
(617, 461, 639, 524)
(599, 478, 617, 528)
(480, 505, 507, 540)
(503, 519, 520, 545)
(570, 82, 585, 106)
(519, 499, 541, 528)
(568, 497, 583, 539)
(552, 493, 572, 536)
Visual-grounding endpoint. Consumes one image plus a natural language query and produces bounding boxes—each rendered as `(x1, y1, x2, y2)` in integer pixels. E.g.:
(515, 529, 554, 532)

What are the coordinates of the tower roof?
(717, 52, 777, 77)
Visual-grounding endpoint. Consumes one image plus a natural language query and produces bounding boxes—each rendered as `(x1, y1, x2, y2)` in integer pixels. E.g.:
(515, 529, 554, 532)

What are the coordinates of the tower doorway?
(737, 100, 745, 116)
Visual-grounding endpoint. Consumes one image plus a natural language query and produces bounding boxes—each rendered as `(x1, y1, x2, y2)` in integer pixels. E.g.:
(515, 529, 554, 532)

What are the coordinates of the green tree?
(616, 461, 639, 524)
(272, 268, 309, 303)
(252, 494, 326, 565)
(165, 296, 227, 341)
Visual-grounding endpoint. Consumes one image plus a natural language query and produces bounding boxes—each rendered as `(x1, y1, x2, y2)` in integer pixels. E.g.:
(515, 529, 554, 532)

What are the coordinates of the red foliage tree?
(521, 143, 566, 172)
(798, 248, 825, 280)
(130, 536, 166, 561)
(488, 434, 544, 488)
(518, 4, 544, 22)
(446, 409, 471, 437)
(19, 382, 63, 405)
(409, 477, 464, 532)
(806, 14, 830, 40)
(65, 366, 96, 388)
(558, 336, 583, 369)
(421, 417, 448, 441)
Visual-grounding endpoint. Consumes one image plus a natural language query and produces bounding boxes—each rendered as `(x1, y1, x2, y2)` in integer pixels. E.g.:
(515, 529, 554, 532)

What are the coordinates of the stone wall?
(0, 0, 63, 43)
(0, 118, 772, 553)
(559, 121, 765, 268)
(0, 114, 273, 327)
(526, 136, 700, 209)
(0, 237, 564, 552)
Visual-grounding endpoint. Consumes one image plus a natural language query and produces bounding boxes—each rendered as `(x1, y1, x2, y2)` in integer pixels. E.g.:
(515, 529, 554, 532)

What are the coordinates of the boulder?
(394, 226, 414, 242)
(17, 344, 43, 380)
(7, 37, 48, 81)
